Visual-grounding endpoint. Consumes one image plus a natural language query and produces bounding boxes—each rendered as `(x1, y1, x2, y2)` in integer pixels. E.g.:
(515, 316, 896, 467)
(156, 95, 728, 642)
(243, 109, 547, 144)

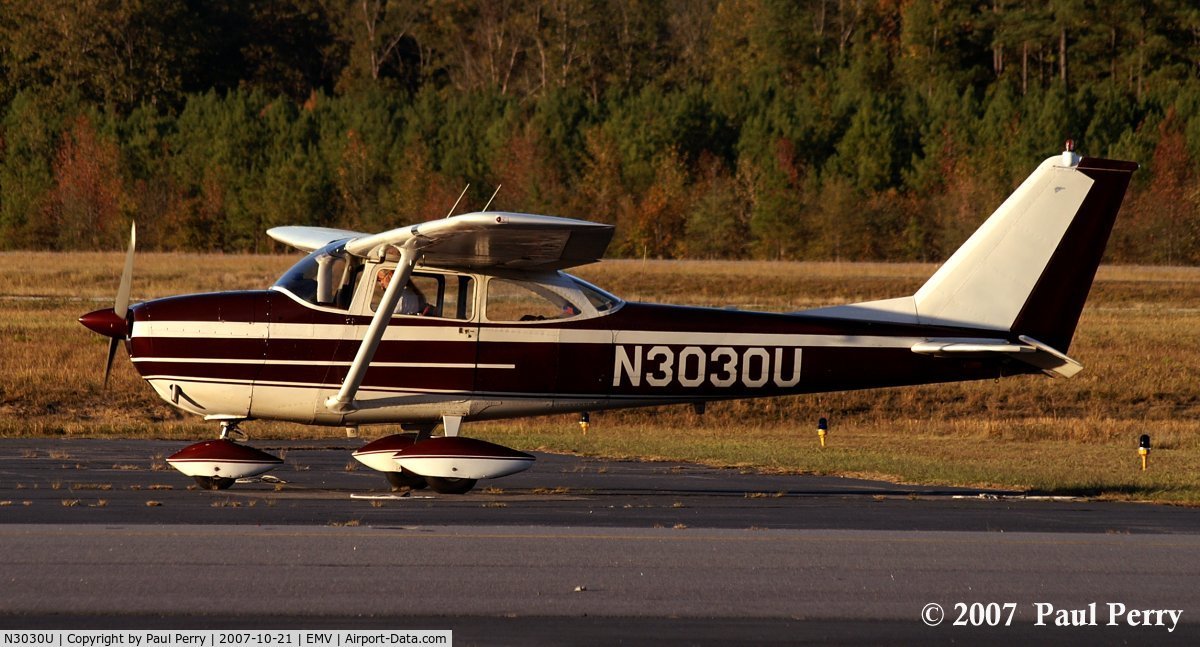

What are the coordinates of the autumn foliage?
(1, 1, 1199, 262)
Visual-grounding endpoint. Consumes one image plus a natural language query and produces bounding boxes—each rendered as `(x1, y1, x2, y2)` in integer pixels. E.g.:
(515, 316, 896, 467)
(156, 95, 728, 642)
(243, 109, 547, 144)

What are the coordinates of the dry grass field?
(3, 251, 1199, 501)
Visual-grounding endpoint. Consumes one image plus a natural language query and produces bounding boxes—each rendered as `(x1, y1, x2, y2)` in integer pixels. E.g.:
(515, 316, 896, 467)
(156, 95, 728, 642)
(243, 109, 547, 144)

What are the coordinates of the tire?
(425, 477, 477, 494)
(193, 475, 235, 490)
(385, 470, 428, 492)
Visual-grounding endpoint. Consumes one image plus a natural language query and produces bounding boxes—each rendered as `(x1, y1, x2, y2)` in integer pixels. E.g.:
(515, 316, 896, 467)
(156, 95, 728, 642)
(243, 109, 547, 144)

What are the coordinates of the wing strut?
(325, 240, 421, 413)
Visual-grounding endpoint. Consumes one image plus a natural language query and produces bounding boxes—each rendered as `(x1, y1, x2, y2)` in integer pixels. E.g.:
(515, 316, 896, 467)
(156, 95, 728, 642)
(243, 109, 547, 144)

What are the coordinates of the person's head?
(377, 270, 393, 289)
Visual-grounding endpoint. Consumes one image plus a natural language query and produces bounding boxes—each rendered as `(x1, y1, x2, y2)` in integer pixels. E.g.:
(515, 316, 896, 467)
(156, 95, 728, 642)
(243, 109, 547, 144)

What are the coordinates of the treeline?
(2, 0, 1200, 262)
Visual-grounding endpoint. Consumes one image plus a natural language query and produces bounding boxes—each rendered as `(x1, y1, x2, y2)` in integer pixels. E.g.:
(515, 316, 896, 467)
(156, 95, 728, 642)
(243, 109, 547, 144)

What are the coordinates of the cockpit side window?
(369, 267, 475, 320)
(486, 278, 582, 322)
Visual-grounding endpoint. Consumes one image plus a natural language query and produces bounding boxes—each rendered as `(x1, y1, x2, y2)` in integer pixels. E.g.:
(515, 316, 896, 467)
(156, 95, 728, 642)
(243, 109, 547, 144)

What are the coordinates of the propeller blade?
(103, 337, 120, 388)
(105, 222, 135, 388)
(115, 222, 136, 318)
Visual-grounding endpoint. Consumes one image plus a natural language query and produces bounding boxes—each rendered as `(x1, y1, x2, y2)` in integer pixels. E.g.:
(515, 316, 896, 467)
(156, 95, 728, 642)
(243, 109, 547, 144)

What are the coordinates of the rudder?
(1008, 157, 1138, 351)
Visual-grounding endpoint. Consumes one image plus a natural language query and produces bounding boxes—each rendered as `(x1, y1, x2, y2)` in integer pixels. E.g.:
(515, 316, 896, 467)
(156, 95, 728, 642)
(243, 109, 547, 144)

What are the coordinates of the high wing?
(267, 226, 367, 252)
(269, 212, 614, 271)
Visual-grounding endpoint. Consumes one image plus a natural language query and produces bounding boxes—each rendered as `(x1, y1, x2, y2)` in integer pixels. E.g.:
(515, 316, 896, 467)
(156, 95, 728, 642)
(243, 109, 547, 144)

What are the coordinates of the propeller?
(79, 223, 136, 387)
(106, 222, 136, 386)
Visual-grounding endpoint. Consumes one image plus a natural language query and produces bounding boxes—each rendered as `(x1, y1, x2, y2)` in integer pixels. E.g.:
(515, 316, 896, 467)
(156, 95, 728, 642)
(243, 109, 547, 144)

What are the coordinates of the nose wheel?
(193, 476, 236, 490)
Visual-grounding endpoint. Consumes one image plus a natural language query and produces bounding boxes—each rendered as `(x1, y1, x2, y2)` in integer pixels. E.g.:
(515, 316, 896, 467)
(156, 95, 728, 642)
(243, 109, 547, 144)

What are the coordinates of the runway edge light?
(579, 411, 590, 434)
(818, 417, 828, 448)
(1138, 434, 1151, 471)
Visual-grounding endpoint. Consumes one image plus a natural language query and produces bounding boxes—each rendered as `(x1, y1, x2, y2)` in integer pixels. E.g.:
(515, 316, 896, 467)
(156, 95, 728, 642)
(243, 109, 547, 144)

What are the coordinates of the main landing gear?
(424, 476, 478, 495)
(385, 470, 430, 492)
(351, 423, 535, 495)
(363, 439, 481, 495)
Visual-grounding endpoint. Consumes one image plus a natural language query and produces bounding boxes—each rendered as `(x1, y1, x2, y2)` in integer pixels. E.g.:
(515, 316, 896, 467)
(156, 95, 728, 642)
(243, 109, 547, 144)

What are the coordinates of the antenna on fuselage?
(482, 184, 502, 212)
(445, 185, 470, 218)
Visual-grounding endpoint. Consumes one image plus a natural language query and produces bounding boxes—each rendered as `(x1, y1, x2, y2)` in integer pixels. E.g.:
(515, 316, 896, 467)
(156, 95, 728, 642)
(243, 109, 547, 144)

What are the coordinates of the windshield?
(273, 240, 362, 309)
(569, 276, 621, 312)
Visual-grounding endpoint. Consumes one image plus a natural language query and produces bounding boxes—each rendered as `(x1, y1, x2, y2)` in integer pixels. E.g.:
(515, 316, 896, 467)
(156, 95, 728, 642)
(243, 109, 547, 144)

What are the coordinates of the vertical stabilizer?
(912, 152, 1136, 351)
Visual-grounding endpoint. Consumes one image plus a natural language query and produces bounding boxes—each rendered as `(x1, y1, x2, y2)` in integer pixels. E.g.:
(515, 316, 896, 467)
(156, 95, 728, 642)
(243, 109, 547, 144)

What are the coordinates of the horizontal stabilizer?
(1015, 335, 1084, 378)
(911, 335, 1082, 378)
(910, 338, 1036, 355)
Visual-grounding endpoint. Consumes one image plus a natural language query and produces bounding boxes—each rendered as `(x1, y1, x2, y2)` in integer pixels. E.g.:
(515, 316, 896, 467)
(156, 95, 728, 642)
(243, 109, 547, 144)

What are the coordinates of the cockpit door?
(339, 264, 479, 408)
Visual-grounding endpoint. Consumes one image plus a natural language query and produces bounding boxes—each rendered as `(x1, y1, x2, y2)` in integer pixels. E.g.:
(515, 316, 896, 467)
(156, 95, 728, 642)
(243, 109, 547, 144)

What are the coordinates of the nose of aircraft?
(79, 307, 129, 339)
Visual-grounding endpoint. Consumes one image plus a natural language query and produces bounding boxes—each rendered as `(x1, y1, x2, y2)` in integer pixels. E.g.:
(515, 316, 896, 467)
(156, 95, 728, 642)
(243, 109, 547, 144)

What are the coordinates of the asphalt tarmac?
(2, 438, 1198, 645)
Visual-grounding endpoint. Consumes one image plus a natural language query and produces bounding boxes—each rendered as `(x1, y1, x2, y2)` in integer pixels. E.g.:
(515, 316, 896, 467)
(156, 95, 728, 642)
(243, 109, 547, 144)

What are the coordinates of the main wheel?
(385, 470, 428, 492)
(425, 477, 477, 494)
(193, 475, 236, 490)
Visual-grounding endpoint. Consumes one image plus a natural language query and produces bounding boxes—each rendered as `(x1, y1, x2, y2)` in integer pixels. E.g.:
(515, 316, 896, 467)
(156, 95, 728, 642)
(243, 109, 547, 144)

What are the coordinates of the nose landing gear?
(166, 421, 283, 490)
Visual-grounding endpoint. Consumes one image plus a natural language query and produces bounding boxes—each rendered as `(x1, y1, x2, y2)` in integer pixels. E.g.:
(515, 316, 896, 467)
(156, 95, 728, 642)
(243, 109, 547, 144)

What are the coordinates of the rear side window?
(486, 279, 581, 322)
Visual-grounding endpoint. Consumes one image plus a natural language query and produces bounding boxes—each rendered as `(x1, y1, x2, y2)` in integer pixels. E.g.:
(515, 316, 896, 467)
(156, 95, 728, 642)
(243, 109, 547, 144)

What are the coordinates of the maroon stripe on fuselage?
(136, 361, 263, 381)
(132, 337, 267, 360)
(135, 290, 268, 322)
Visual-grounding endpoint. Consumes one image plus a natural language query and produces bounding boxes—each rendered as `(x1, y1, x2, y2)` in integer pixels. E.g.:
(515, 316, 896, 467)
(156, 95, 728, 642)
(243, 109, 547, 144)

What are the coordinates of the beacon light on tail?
(80, 147, 1137, 495)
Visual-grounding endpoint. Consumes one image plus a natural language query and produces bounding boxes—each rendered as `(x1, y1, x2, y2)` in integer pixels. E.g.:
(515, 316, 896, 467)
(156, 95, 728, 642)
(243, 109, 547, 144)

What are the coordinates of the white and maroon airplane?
(80, 147, 1136, 493)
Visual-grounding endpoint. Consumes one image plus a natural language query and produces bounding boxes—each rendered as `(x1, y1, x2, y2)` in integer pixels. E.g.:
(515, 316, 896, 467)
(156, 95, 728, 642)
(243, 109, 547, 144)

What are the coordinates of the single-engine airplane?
(80, 147, 1136, 493)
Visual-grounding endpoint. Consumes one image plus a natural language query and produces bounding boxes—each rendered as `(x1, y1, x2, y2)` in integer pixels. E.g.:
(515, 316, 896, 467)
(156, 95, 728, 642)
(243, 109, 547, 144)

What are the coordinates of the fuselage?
(123, 269, 1035, 428)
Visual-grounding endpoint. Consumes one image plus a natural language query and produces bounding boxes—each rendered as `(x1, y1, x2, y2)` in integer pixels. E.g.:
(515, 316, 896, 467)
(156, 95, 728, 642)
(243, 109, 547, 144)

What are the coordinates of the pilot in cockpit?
(375, 269, 430, 316)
